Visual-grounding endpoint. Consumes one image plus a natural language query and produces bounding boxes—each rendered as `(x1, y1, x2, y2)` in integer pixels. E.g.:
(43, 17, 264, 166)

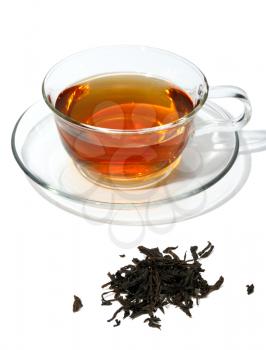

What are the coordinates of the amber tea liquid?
(55, 74, 194, 188)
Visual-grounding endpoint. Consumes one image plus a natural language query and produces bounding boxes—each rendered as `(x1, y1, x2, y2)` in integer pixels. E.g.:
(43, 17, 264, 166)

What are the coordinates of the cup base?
(75, 156, 182, 190)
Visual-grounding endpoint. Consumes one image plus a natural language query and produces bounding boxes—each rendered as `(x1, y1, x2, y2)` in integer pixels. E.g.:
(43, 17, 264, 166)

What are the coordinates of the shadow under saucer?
(30, 151, 251, 225)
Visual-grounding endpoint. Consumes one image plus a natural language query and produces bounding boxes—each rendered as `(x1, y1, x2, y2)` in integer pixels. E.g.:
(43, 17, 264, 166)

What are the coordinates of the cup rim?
(42, 45, 209, 134)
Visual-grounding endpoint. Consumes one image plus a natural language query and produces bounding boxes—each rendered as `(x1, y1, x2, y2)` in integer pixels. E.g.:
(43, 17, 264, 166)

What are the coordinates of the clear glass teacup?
(42, 46, 251, 189)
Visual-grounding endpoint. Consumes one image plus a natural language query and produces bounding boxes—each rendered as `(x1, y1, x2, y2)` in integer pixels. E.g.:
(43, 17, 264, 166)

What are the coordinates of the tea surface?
(55, 74, 194, 129)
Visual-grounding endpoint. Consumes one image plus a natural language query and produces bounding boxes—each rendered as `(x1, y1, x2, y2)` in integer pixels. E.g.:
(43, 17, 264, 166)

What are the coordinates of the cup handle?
(195, 85, 252, 136)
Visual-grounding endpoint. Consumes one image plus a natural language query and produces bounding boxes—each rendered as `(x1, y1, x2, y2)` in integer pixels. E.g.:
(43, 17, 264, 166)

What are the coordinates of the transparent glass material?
(42, 46, 209, 122)
(42, 46, 251, 189)
(12, 100, 239, 217)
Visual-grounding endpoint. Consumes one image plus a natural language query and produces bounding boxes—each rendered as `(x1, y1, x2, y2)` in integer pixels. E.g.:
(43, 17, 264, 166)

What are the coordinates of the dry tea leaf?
(73, 295, 83, 313)
(246, 284, 254, 295)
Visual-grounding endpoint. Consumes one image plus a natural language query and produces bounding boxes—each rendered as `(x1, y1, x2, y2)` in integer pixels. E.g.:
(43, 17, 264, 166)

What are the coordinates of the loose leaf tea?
(246, 284, 254, 295)
(73, 295, 83, 313)
(101, 243, 224, 329)
(113, 319, 121, 327)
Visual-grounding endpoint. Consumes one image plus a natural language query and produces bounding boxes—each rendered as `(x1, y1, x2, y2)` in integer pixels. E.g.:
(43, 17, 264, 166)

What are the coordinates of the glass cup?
(42, 46, 251, 189)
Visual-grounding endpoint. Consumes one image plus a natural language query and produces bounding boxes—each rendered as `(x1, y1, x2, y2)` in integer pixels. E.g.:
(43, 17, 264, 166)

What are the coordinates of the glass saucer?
(12, 100, 240, 225)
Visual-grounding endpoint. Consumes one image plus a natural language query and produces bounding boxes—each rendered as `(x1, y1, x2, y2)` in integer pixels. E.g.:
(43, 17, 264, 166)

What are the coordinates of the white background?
(1, 0, 266, 349)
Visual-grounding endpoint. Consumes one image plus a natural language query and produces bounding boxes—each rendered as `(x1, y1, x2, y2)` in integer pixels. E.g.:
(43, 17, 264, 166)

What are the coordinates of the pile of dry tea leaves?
(101, 242, 224, 329)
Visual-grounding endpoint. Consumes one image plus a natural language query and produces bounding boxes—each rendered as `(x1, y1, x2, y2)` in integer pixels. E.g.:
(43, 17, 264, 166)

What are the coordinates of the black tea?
(101, 243, 224, 329)
(73, 295, 83, 312)
(246, 284, 254, 295)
